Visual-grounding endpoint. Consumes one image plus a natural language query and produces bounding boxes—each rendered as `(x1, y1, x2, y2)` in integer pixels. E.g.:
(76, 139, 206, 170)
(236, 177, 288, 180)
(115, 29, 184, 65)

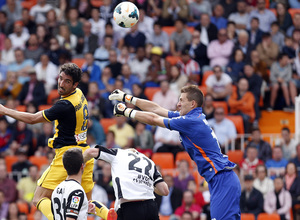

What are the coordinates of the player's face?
(57, 72, 77, 96)
(177, 93, 193, 116)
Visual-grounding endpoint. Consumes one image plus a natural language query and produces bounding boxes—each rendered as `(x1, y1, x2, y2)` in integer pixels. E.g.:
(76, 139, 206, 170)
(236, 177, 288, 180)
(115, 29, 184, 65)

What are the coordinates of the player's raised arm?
(108, 89, 169, 117)
(0, 104, 46, 124)
(113, 103, 166, 128)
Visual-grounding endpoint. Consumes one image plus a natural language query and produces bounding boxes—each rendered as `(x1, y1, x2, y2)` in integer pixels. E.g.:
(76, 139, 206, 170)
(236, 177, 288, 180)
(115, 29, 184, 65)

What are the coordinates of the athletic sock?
(37, 197, 54, 220)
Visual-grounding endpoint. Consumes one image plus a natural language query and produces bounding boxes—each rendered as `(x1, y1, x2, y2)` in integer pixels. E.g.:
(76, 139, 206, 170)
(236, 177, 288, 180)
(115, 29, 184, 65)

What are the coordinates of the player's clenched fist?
(113, 103, 136, 118)
(109, 89, 137, 104)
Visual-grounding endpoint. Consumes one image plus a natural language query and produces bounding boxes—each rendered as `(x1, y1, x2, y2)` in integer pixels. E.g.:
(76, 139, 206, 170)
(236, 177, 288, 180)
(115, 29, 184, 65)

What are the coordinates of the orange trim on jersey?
(42, 110, 51, 122)
(187, 137, 217, 173)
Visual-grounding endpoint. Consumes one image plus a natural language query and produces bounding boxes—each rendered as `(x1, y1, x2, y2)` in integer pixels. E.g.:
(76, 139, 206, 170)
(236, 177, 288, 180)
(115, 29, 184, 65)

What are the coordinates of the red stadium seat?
(100, 118, 117, 134)
(226, 115, 244, 134)
(16, 105, 27, 112)
(227, 150, 244, 164)
(165, 56, 180, 65)
(212, 101, 228, 115)
(257, 213, 280, 220)
(47, 89, 60, 104)
(144, 87, 161, 101)
(241, 213, 255, 220)
(72, 58, 85, 68)
(151, 152, 174, 170)
(5, 155, 18, 172)
(201, 70, 213, 86)
(29, 156, 49, 170)
(288, 8, 300, 19)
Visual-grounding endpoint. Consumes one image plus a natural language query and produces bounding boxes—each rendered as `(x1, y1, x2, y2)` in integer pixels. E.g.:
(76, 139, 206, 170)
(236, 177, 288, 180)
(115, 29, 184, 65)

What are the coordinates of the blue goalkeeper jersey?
(163, 107, 236, 182)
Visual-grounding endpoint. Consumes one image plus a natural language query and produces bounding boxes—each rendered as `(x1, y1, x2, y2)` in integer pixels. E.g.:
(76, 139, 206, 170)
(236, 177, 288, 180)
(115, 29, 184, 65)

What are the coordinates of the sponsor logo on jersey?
(75, 131, 87, 142)
(70, 196, 80, 209)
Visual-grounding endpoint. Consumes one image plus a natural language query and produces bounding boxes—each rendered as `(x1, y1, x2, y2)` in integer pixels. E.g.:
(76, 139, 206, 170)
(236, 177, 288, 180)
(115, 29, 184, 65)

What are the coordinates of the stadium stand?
(151, 152, 174, 170)
(227, 150, 244, 164)
(241, 213, 255, 220)
(144, 87, 161, 101)
(226, 115, 245, 134)
(257, 213, 280, 220)
(100, 118, 117, 134)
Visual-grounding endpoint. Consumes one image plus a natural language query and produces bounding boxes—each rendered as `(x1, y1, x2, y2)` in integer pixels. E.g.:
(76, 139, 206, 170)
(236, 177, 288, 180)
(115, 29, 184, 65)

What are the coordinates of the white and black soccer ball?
(113, 2, 139, 28)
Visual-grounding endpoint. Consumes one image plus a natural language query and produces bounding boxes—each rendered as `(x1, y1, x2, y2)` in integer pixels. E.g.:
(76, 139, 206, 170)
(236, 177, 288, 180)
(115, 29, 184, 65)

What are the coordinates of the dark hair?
(251, 17, 259, 23)
(60, 63, 82, 84)
(256, 164, 267, 175)
(281, 126, 290, 133)
(251, 127, 261, 133)
(180, 85, 204, 107)
(271, 21, 279, 27)
(262, 33, 271, 39)
(278, 53, 289, 61)
(182, 211, 193, 218)
(63, 148, 83, 176)
(153, 21, 161, 27)
(227, 21, 236, 26)
(0, 11, 7, 17)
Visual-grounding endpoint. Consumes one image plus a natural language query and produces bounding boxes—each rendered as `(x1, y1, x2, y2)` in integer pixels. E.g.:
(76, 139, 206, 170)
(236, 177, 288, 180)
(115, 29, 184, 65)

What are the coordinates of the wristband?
(124, 108, 137, 119)
(124, 94, 137, 105)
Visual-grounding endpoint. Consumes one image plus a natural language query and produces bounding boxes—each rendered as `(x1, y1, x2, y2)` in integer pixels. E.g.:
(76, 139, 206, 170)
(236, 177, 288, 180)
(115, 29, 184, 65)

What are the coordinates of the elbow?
(162, 187, 169, 196)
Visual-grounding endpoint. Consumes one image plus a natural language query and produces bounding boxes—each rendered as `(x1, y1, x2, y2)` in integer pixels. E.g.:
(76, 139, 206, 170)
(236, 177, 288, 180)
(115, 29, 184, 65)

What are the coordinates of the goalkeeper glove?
(113, 103, 136, 118)
(108, 89, 137, 104)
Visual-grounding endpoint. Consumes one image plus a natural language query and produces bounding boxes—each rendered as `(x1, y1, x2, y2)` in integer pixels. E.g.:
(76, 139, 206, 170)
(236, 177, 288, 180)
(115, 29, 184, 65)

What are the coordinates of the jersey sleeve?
(168, 111, 180, 118)
(163, 115, 192, 135)
(153, 165, 164, 187)
(66, 189, 85, 219)
(95, 145, 118, 163)
(42, 100, 73, 122)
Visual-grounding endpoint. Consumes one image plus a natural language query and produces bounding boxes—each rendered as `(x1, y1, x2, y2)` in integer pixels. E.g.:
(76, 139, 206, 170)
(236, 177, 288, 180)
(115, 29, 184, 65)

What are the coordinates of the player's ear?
(191, 100, 196, 108)
(73, 82, 79, 89)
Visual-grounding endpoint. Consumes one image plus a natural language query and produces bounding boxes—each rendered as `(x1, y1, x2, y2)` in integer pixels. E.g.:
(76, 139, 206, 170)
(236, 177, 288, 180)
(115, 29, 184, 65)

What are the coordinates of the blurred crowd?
(0, 0, 299, 219)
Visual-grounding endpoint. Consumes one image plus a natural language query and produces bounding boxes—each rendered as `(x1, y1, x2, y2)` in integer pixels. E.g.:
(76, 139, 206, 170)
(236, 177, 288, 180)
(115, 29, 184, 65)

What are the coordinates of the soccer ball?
(113, 2, 139, 28)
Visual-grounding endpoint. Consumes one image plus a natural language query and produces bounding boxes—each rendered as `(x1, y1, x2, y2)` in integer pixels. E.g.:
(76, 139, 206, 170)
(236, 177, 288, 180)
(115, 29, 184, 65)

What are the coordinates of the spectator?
(34, 53, 58, 95)
(195, 13, 218, 46)
(1, 38, 15, 66)
(153, 125, 183, 158)
(122, 23, 146, 53)
(180, 211, 193, 220)
(137, 8, 154, 43)
(226, 49, 245, 83)
(253, 164, 274, 198)
(36, 122, 54, 154)
(289, 0, 300, 8)
(17, 68, 46, 107)
(29, 0, 52, 24)
(1, 0, 22, 24)
(275, 127, 298, 160)
(228, 0, 249, 31)
(240, 174, 264, 218)
(174, 190, 201, 220)
(129, 46, 151, 84)
(88, 7, 105, 39)
(174, 160, 195, 192)
(287, 13, 300, 37)
(247, 17, 264, 47)
(86, 82, 106, 119)
(206, 65, 232, 101)
(228, 78, 255, 133)
(44, 9, 59, 36)
(247, 0, 277, 32)
(118, 63, 140, 93)
(47, 37, 71, 66)
(17, 164, 39, 203)
(99, 0, 114, 21)
(11, 148, 31, 181)
(0, 116, 13, 153)
(98, 66, 115, 99)
(187, 179, 205, 210)
(0, 164, 17, 203)
(0, 11, 13, 36)
(177, 46, 201, 84)
(0, 71, 22, 101)
(21, 8, 36, 35)
(207, 28, 234, 68)
(292, 49, 300, 91)
(146, 46, 166, 86)
(266, 146, 289, 179)
(245, 128, 272, 163)
(202, 93, 215, 120)
(133, 121, 154, 157)
(155, 174, 183, 217)
(87, 117, 105, 146)
(264, 177, 292, 220)
(290, 143, 300, 176)
(76, 20, 98, 55)
(8, 21, 30, 50)
(24, 34, 44, 65)
(211, 4, 227, 30)
(57, 23, 77, 55)
(36, 24, 50, 51)
(226, 21, 238, 44)
(103, 130, 120, 149)
(161, 0, 189, 26)
(270, 22, 285, 52)
(8, 49, 34, 85)
(275, 3, 293, 32)
(268, 53, 294, 111)
(220, 0, 237, 19)
(232, 30, 255, 64)
(188, 0, 212, 21)
(208, 107, 237, 150)
(106, 49, 122, 79)
(7, 202, 18, 220)
(284, 162, 300, 215)
(256, 33, 280, 68)
(170, 19, 192, 56)
(242, 64, 263, 122)
(82, 52, 102, 88)
(153, 80, 178, 110)
(66, 8, 83, 39)
(187, 30, 209, 70)
(12, 121, 34, 155)
(240, 146, 264, 176)
(108, 116, 135, 148)
(147, 22, 169, 54)
(0, 189, 8, 219)
(169, 65, 188, 98)
(99, 21, 122, 48)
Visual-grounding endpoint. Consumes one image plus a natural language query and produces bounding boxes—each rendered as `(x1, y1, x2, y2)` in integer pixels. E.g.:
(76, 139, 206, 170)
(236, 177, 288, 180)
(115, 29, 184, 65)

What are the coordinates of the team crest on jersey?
(70, 196, 80, 209)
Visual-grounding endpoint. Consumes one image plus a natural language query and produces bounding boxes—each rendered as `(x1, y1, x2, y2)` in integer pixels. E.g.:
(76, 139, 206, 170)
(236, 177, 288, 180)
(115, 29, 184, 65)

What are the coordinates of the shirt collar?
(186, 107, 202, 116)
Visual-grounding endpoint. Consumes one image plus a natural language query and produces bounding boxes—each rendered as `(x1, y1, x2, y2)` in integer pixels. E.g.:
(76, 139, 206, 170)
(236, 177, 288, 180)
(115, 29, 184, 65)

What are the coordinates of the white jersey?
(51, 179, 88, 220)
(96, 146, 163, 209)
